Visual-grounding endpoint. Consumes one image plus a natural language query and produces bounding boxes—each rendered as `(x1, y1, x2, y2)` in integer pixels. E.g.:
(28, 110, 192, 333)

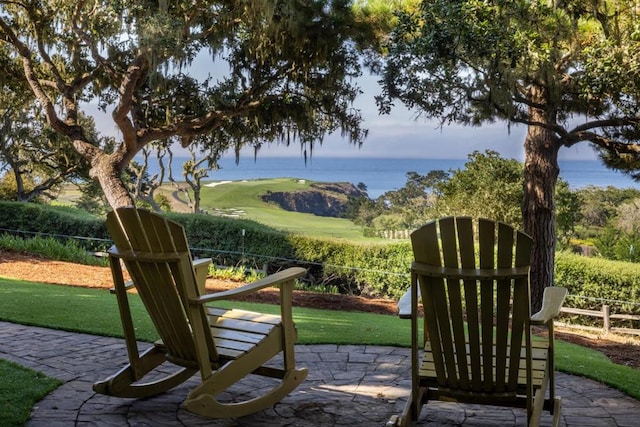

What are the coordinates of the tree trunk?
(90, 153, 135, 209)
(522, 103, 560, 313)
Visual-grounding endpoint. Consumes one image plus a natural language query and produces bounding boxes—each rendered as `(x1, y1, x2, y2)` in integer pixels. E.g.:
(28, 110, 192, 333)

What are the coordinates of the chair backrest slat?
(106, 208, 218, 364)
(411, 217, 533, 396)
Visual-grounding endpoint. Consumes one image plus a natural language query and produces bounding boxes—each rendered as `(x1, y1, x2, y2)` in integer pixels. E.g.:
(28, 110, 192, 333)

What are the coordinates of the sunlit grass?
(195, 179, 381, 241)
(0, 276, 410, 346)
(0, 234, 107, 266)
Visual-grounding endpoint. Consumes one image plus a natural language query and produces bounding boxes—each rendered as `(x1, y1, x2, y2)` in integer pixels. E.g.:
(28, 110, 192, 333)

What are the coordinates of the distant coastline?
(145, 156, 640, 199)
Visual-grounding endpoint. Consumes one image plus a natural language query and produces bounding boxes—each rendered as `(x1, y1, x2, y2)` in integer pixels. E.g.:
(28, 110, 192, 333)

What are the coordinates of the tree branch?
(112, 52, 150, 150)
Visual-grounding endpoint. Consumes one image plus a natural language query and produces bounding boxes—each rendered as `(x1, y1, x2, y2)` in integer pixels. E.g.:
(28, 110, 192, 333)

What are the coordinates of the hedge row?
(2, 202, 640, 307)
(166, 212, 412, 298)
(555, 251, 640, 318)
(0, 201, 110, 251)
(0, 202, 411, 297)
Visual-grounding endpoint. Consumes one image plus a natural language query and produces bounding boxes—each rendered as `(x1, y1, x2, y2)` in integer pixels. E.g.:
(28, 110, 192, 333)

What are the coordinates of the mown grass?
(0, 359, 61, 427)
(1, 276, 639, 402)
(0, 276, 410, 346)
(196, 179, 379, 241)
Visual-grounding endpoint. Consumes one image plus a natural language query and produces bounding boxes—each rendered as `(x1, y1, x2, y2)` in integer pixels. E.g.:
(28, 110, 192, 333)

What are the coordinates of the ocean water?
(153, 156, 640, 199)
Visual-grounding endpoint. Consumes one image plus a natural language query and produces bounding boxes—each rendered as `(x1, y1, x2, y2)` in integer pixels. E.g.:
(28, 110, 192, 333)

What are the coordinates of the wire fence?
(0, 227, 409, 281)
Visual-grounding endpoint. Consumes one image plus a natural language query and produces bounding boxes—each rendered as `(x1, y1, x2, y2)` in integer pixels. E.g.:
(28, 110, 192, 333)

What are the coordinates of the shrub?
(0, 201, 109, 252)
(0, 234, 107, 266)
(555, 251, 640, 328)
(167, 211, 412, 298)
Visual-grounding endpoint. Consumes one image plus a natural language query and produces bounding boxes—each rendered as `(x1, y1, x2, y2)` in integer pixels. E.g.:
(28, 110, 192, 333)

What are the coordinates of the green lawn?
(0, 276, 410, 346)
(0, 359, 60, 427)
(196, 178, 382, 241)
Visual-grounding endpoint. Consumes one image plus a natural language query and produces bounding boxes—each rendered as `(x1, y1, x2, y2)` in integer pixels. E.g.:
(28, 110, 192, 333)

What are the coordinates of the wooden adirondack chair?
(93, 207, 308, 418)
(389, 217, 567, 427)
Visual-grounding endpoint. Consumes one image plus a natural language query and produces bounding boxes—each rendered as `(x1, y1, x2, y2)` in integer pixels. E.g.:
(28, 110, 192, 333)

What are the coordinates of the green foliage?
(379, 0, 640, 303)
(164, 211, 410, 297)
(154, 193, 173, 212)
(436, 150, 523, 227)
(0, 172, 41, 202)
(578, 186, 640, 229)
(0, 359, 61, 427)
(594, 226, 640, 263)
(379, 170, 447, 228)
(380, 0, 640, 131)
(593, 225, 619, 259)
(555, 252, 640, 324)
(0, 85, 87, 203)
(286, 234, 411, 297)
(75, 180, 110, 217)
(349, 151, 579, 243)
(555, 179, 582, 249)
(0, 1, 370, 208)
(209, 265, 265, 283)
(0, 235, 107, 266)
(0, 201, 109, 252)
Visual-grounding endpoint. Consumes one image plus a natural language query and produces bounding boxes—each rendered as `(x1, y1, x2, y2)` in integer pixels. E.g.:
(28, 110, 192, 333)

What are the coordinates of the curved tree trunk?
(522, 101, 560, 313)
(90, 152, 135, 209)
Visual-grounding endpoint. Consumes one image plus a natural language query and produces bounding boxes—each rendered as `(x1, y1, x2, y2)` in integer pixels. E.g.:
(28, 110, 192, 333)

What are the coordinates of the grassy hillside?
(58, 179, 384, 242)
(196, 178, 375, 241)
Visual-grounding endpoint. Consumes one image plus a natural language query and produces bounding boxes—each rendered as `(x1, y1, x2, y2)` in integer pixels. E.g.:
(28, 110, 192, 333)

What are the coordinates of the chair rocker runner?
(93, 207, 308, 418)
(389, 217, 567, 427)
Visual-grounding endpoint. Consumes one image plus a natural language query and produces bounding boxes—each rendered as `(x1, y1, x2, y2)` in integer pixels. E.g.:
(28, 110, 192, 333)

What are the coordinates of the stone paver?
(0, 321, 638, 426)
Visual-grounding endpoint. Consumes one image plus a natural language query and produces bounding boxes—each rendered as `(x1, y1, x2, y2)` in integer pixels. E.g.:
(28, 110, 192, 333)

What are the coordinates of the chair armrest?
(192, 258, 212, 294)
(189, 267, 306, 305)
(531, 286, 568, 325)
(397, 288, 414, 319)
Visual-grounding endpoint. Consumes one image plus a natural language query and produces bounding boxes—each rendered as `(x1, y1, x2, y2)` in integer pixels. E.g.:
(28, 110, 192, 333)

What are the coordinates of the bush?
(0, 201, 109, 252)
(166, 211, 412, 298)
(0, 234, 107, 266)
(4, 202, 640, 310)
(555, 251, 640, 327)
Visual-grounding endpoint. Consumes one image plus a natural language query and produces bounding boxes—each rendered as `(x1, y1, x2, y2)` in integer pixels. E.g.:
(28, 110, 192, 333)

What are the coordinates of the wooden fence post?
(603, 305, 611, 334)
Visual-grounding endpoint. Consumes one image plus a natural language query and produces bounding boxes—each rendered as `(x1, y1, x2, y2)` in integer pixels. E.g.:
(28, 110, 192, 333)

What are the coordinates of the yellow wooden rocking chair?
(93, 207, 308, 418)
(389, 217, 567, 427)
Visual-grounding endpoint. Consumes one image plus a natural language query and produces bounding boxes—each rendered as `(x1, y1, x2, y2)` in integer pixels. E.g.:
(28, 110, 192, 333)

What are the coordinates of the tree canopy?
(379, 0, 640, 309)
(0, 0, 374, 208)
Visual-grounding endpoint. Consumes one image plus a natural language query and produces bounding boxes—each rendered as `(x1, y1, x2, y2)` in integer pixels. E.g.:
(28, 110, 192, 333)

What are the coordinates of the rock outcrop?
(261, 182, 366, 217)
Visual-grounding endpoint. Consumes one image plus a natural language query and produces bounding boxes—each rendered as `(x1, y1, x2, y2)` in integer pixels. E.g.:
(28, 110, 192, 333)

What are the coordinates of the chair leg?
(391, 386, 423, 427)
(552, 397, 562, 427)
(386, 415, 401, 426)
(529, 385, 546, 427)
